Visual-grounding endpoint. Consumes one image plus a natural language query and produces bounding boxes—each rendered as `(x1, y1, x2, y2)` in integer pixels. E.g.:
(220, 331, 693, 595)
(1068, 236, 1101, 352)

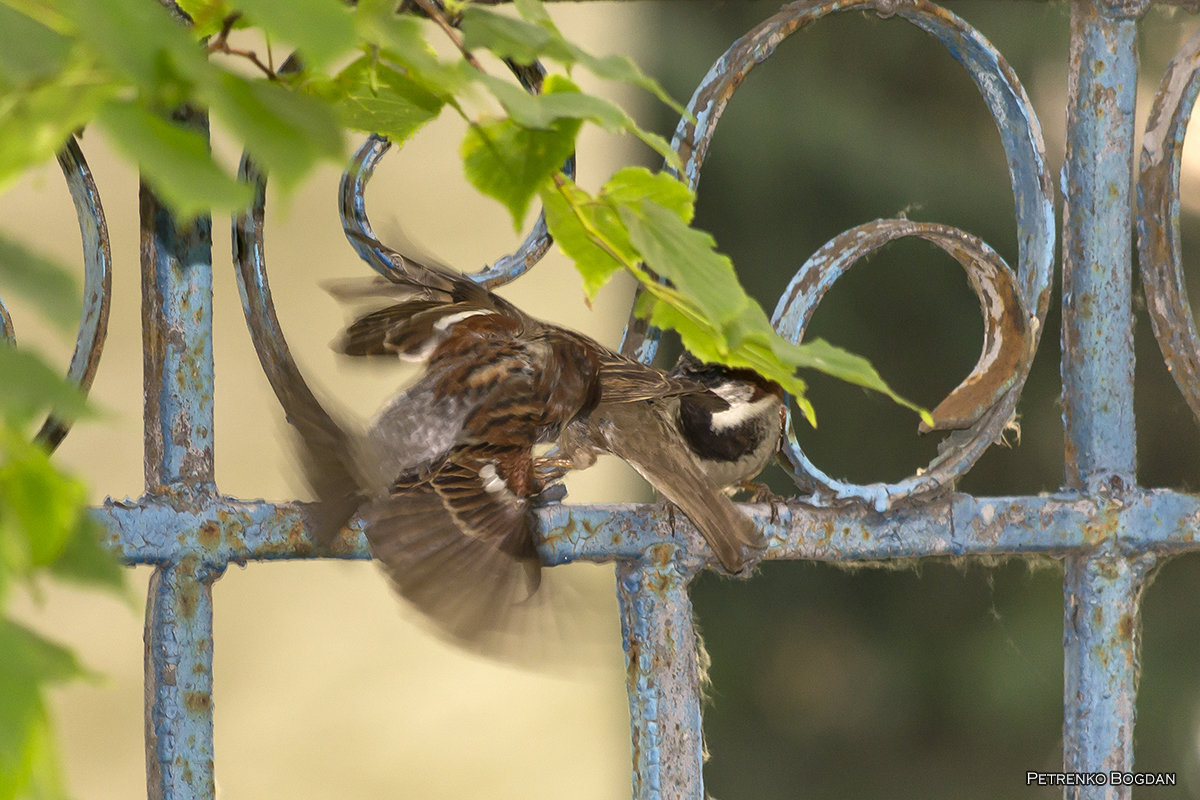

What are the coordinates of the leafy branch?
(0, 234, 129, 800)
(0, 1, 933, 794)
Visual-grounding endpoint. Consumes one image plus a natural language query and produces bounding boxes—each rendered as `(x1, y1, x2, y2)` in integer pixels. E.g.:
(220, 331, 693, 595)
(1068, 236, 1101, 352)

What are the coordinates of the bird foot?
(734, 480, 786, 523)
(530, 455, 575, 504)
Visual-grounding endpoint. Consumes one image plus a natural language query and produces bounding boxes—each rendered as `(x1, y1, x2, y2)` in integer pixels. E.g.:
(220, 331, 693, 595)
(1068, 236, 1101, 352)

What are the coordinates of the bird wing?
(594, 350, 728, 408)
(588, 401, 763, 573)
(359, 480, 540, 648)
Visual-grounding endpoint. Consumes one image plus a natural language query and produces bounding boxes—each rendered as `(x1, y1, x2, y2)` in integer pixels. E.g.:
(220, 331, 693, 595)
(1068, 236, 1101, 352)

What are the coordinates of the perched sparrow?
(282, 233, 772, 646)
(669, 353, 787, 495)
(551, 353, 784, 567)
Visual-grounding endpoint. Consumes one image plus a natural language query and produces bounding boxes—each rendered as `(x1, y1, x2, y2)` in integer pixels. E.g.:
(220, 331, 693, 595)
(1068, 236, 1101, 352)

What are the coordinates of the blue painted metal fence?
(11, 0, 1200, 796)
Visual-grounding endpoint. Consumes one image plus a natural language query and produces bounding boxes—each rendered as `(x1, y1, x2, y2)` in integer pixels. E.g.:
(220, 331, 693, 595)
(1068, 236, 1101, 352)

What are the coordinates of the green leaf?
(604, 167, 693, 222)
(47, 514, 128, 599)
(0, 349, 90, 431)
(330, 57, 445, 142)
(0, 618, 89, 686)
(477, 74, 626, 132)
(174, 0, 243, 38)
(541, 178, 630, 297)
(460, 5, 570, 66)
(512, 0, 553, 25)
(353, 3, 469, 101)
(0, 0, 72, 35)
(0, 5, 72, 86)
(540, 169, 692, 298)
(0, 701, 68, 800)
(97, 101, 251, 218)
(0, 428, 88, 572)
(354, 5, 453, 87)
(461, 0, 687, 122)
(0, 236, 80, 331)
(201, 72, 344, 191)
(0, 618, 89, 800)
(775, 336, 933, 426)
(0, 75, 115, 192)
(462, 115, 579, 230)
(64, 0, 210, 92)
(572, 49, 688, 119)
(231, 0, 356, 70)
(619, 198, 750, 327)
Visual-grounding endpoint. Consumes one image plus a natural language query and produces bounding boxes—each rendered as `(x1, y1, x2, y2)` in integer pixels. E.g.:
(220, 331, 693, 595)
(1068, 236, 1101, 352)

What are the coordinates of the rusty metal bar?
(32, 0, 1200, 796)
(143, 559, 221, 800)
(140, 144, 216, 492)
(139, 106, 220, 800)
(616, 548, 706, 800)
(1060, 0, 1144, 795)
(96, 490, 1200, 568)
(1061, 0, 1139, 493)
(36, 138, 112, 451)
(1063, 549, 1155, 780)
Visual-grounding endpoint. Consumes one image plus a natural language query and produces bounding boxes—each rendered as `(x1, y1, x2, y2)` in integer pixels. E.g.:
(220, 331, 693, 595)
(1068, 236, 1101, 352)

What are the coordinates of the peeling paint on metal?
(617, 547, 705, 799)
(65, 3, 1200, 799)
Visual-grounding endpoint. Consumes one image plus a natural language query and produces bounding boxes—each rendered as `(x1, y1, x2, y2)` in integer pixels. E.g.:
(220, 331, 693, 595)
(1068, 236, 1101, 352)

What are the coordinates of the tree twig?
(206, 12, 279, 80)
(409, 0, 486, 74)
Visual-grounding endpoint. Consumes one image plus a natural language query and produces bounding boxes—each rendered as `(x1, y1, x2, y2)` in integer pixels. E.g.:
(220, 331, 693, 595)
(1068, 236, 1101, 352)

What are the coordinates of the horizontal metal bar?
(96, 490, 1200, 568)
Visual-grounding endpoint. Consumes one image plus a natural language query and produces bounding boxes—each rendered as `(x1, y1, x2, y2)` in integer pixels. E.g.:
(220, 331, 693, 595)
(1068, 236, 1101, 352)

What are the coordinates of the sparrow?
(280, 231, 776, 646)
(669, 353, 786, 496)
(549, 352, 785, 555)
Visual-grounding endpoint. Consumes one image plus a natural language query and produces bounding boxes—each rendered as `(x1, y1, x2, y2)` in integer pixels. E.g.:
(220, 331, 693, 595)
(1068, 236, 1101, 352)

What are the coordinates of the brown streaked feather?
(337, 300, 445, 356)
(433, 448, 538, 562)
(596, 351, 728, 409)
(358, 486, 541, 647)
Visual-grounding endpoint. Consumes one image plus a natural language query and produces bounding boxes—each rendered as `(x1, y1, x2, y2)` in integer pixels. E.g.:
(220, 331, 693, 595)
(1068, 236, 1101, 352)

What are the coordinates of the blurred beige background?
(4, 5, 656, 798)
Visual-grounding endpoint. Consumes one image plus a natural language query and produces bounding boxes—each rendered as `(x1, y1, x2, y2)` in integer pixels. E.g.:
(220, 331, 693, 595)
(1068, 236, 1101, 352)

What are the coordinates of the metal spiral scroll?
(619, 0, 1054, 511)
(0, 136, 113, 452)
(234, 59, 571, 457)
(1138, 29, 1200, 426)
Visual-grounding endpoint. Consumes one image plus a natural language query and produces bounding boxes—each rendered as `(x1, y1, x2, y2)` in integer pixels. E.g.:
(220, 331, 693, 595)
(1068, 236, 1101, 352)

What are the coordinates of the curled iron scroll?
(774, 220, 1034, 510)
(0, 136, 113, 452)
(1137, 29, 1200, 424)
(341, 60, 573, 290)
(235, 58, 571, 430)
(341, 134, 574, 290)
(621, 0, 1053, 509)
(0, 299, 12, 346)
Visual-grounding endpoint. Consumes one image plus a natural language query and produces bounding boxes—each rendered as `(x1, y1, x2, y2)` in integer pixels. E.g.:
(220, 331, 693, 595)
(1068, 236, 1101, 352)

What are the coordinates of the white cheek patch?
(711, 381, 753, 405)
(709, 394, 776, 431)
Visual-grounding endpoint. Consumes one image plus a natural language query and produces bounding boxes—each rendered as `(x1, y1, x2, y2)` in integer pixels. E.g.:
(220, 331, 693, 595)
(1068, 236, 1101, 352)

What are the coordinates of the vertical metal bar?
(140, 151, 216, 493)
(616, 547, 706, 800)
(1063, 551, 1154, 777)
(1061, 0, 1139, 492)
(144, 558, 218, 800)
(1061, 0, 1146, 796)
(140, 105, 218, 800)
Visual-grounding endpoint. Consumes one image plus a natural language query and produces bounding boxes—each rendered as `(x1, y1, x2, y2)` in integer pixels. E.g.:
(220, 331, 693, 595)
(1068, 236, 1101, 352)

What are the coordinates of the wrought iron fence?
(10, 0, 1200, 797)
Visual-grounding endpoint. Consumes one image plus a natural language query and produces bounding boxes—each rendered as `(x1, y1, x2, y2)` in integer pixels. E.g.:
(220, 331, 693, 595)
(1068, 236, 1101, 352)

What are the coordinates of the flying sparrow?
(282, 233, 779, 644)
